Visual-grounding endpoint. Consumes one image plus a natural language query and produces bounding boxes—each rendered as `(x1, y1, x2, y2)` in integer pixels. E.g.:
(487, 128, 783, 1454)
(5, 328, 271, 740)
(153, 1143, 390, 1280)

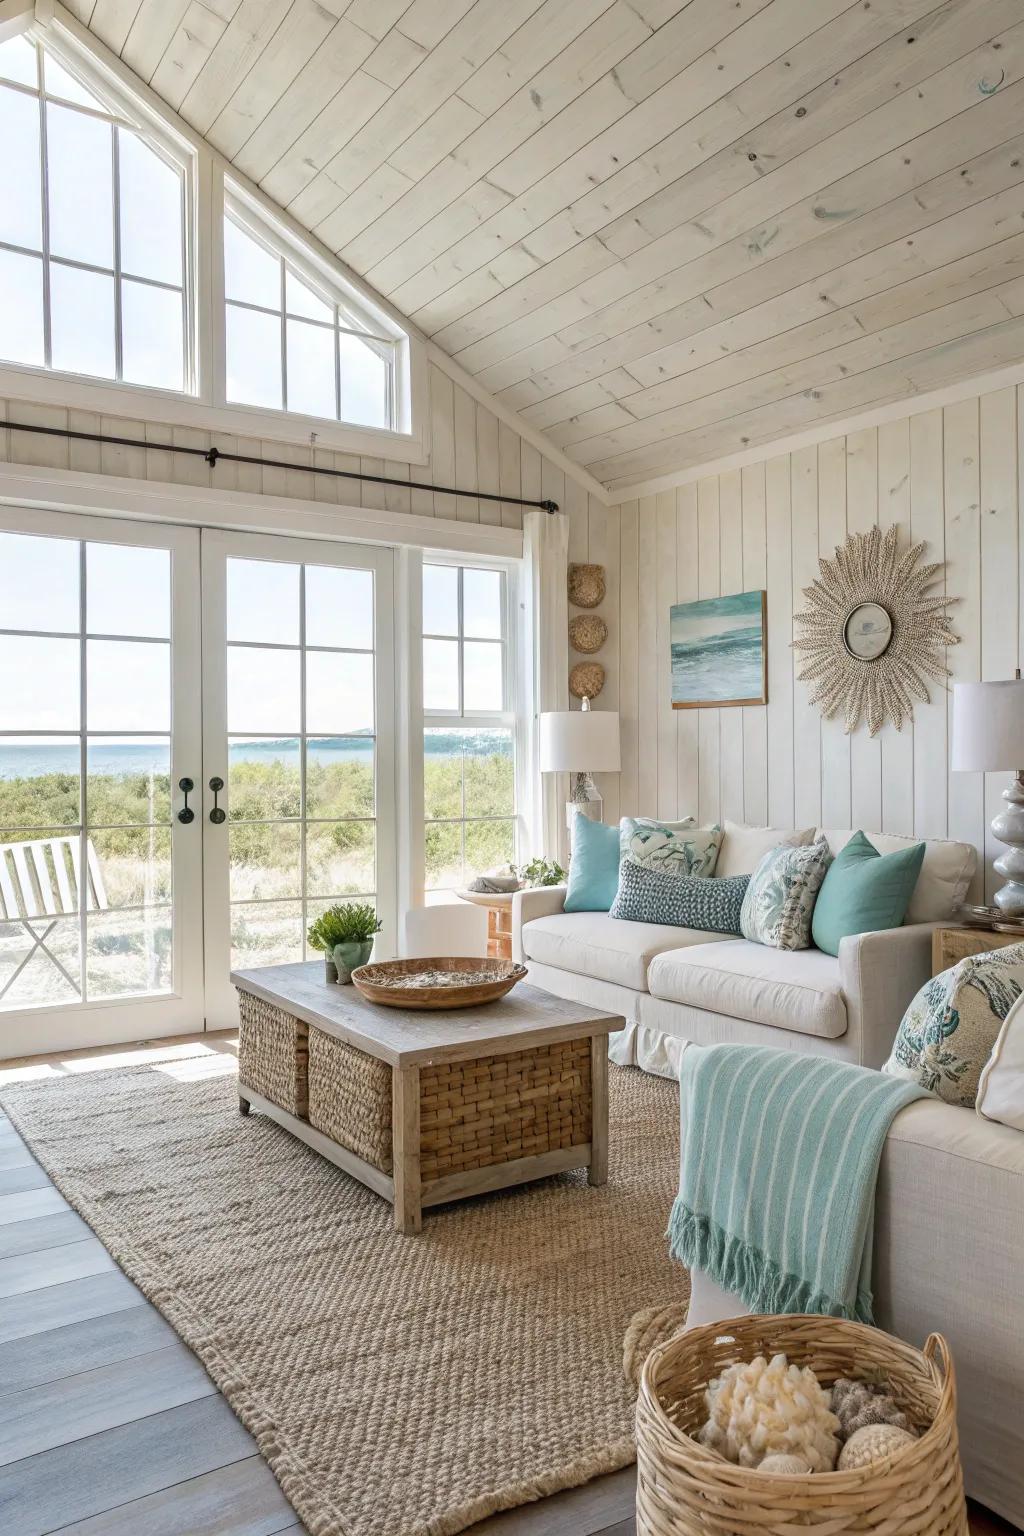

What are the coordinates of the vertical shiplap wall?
(600, 385, 1024, 902)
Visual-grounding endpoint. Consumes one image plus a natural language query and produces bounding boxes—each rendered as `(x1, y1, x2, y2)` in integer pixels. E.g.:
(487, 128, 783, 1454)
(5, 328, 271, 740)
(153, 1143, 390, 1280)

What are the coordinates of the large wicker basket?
(636, 1314, 967, 1536)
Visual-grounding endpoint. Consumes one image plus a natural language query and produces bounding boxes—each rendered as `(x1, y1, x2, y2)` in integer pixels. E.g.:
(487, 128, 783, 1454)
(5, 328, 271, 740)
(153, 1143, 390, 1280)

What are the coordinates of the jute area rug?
(0, 1048, 687, 1536)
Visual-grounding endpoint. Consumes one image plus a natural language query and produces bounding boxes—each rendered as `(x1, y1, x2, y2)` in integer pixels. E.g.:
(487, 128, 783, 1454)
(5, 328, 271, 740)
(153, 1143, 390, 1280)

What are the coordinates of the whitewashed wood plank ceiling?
(72, 0, 1024, 493)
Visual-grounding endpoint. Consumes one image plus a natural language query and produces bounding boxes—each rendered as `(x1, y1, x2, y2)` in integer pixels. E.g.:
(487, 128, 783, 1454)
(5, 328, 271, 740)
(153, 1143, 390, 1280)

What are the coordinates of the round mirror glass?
(844, 602, 892, 660)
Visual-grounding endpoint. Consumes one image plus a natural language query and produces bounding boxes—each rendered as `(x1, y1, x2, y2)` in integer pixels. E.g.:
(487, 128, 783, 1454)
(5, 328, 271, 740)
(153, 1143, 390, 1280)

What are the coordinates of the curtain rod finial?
(540, 499, 559, 514)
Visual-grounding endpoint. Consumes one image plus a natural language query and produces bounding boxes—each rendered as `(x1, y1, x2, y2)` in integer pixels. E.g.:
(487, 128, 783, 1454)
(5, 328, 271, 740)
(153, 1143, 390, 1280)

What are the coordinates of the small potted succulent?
(307, 902, 382, 984)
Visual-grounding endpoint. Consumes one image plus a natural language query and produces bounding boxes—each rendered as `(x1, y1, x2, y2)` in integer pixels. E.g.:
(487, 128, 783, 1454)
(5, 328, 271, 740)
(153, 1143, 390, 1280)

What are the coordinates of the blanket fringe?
(667, 1198, 874, 1325)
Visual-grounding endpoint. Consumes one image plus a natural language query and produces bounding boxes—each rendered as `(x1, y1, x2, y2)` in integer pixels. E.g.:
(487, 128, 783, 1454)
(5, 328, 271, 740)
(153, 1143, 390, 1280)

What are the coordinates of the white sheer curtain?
(522, 510, 570, 869)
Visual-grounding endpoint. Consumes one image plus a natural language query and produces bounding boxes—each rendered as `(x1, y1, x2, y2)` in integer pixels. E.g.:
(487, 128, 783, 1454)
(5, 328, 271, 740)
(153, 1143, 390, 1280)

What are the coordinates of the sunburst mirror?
(793, 525, 959, 736)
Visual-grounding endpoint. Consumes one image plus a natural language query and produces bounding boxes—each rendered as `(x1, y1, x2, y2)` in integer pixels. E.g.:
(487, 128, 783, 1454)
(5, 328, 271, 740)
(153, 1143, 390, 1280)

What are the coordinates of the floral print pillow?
(620, 817, 722, 878)
(739, 837, 833, 950)
(883, 942, 1024, 1106)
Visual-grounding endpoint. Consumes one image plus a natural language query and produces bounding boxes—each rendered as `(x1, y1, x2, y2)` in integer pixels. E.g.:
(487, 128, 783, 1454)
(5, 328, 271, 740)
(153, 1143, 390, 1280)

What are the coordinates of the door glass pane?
(463, 641, 502, 712)
(0, 87, 42, 250)
(0, 531, 79, 633)
(229, 822, 300, 902)
(227, 559, 298, 645)
(0, 737, 80, 826)
(0, 834, 82, 1005)
(286, 319, 336, 419)
(47, 102, 113, 268)
(305, 566, 372, 650)
(228, 739, 300, 820)
(306, 821, 374, 897)
(231, 899, 302, 971)
(463, 569, 502, 638)
(87, 737, 171, 825)
(227, 647, 300, 733)
(86, 906, 171, 999)
(422, 564, 458, 635)
(305, 652, 373, 735)
(0, 637, 79, 730)
(90, 827, 171, 907)
(423, 639, 459, 711)
(226, 304, 281, 409)
(0, 248, 44, 367)
(87, 544, 170, 638)
(121, 280, 184, 392)
(306, 738, 373, 819)
(118, 130, 183, 286)
(87, 640, 170, 732)
(50, 263, 115, 379)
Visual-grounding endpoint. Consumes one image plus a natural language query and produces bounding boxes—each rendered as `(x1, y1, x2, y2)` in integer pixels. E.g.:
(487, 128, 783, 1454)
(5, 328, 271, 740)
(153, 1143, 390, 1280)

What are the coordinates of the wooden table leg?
(392, 1064, 422, 1234)
(588, 1034, 609, 1187)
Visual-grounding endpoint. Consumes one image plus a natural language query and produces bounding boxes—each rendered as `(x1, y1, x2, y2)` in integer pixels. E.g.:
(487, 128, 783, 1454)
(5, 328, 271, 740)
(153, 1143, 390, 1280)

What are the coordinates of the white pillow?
(716, 820, 816, 878)
(977, 992, 1024, 1131)
(817, 829, 976, 924)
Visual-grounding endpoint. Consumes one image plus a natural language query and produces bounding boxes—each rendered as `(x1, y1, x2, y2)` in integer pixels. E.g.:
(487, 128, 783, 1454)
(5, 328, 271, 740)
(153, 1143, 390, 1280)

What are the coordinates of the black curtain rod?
(4, 420, 561, 514)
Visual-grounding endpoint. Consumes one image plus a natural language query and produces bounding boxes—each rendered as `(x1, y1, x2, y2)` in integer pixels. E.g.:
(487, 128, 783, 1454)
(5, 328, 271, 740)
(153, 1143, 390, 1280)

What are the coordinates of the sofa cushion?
(739, 837, 833, 950)
(648, 940, 848, 1039)
(811, 831, 925, 956)
(610, 859, 748, 934)
(817, 829, 975, 924)
(621, 817, 722, 877)
(521, 912, 738, 992)
(564, 812, 620, 912)
(717, 820, 816, 878)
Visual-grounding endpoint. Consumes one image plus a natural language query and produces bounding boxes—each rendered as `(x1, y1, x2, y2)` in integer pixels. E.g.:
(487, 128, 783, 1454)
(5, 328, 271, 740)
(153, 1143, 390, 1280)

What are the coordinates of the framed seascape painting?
(670, 590, 768, 709)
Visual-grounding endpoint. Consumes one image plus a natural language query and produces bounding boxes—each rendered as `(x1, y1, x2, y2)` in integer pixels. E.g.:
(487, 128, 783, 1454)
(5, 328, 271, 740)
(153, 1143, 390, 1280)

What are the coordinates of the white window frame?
(421, 555, 526, 896)
(0, 5, 427, 463)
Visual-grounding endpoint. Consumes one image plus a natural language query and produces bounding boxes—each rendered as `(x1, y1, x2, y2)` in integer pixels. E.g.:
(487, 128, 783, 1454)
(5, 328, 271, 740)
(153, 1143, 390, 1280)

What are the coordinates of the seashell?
(569, 614, 608, 653)
(837, 1423, 916, 1471)
(758, 1454, 813, 1475)
(568, 563, 606, 608)
(569, 661, 605, 700)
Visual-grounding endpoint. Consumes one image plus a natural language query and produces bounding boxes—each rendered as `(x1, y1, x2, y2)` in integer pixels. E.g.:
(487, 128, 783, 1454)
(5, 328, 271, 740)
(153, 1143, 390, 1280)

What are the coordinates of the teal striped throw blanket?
(668, 1045, 929, 1322)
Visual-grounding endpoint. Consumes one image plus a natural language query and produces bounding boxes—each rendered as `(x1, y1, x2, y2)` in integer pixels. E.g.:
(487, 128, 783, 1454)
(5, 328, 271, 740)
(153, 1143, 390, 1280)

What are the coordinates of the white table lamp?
(952, 673, 1024, 915)
(539, 699, 621, 829)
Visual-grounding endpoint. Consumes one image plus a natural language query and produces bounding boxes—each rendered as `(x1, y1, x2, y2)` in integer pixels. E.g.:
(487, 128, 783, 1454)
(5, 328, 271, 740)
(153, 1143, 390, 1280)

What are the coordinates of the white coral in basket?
(700, 1354, 841, 1473)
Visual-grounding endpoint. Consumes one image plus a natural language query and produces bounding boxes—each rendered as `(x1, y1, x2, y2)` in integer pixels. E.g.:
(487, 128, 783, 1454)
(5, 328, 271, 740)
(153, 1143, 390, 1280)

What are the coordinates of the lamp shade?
(539, 709, 621, 773)
(952, 679, 1024, 771)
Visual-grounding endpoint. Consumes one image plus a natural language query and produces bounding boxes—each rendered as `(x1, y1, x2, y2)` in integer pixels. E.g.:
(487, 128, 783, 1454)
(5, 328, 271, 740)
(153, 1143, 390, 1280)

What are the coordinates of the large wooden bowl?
(351, 956, 527, 1010)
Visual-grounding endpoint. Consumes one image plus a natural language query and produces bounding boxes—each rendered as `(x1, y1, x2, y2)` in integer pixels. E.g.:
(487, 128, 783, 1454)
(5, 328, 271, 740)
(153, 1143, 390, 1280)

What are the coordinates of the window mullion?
(37, 64, 52, 370)
(112, 125, 123, 382)
(279, 255, 287, 412)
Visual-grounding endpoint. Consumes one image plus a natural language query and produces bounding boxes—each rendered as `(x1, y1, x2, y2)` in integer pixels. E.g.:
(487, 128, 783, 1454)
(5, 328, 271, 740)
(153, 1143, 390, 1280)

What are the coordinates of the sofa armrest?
(838, 921, 940, 1068)
(512, 885, 567, 963)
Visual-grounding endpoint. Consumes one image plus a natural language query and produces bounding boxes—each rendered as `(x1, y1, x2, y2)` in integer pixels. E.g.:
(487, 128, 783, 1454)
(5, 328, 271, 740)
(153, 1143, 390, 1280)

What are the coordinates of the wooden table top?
(231, 961, 622, 1068)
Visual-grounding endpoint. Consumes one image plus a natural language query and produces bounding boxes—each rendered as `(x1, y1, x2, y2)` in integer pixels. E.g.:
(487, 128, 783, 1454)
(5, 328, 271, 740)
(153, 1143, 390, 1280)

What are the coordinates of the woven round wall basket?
(569, 613, 608, 653)
(569, 660, 605, 700)
(568, 562, 606, 608)
(636, 1314, 967, 1536)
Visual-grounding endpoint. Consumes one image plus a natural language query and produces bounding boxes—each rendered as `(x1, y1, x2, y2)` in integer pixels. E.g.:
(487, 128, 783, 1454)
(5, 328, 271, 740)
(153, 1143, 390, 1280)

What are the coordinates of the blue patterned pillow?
(610, 858, 749, 933)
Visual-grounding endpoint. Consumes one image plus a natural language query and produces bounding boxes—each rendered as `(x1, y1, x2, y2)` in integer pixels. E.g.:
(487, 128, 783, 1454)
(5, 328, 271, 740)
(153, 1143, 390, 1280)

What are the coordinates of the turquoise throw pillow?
(564, 813, 621, 912)
(811, 830, 925, 956)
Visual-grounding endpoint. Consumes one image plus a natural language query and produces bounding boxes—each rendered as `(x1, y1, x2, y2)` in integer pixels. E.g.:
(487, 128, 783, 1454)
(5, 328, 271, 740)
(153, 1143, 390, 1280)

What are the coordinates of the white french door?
(0, 507, 203, 1056)
(200, 530, 396, 1030)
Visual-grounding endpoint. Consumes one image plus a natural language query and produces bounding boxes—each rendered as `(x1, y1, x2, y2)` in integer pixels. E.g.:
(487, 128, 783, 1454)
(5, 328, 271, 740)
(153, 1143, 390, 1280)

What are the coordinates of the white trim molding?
(0, 460, 525, 559)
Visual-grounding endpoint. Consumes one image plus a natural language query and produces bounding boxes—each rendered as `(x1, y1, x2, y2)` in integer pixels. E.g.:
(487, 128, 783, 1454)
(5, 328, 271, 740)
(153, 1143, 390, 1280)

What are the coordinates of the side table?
(455, 889, 516, 959)
(931, 925, 1023, 977)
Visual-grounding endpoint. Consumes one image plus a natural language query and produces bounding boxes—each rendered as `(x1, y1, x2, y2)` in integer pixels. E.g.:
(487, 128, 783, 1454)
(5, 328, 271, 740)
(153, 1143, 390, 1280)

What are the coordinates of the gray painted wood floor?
(0, 1104, 1011, 1536)
(0, 1107, 634, 1536)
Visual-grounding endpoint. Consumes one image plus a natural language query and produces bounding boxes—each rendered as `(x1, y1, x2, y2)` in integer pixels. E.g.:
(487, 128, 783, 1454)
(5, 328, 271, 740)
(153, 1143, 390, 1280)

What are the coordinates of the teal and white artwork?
(671, 590, 767, 708)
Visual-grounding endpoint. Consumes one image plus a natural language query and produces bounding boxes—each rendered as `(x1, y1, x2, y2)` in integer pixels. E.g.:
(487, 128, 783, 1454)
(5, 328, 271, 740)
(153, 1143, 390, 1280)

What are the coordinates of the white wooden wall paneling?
(909, 408, 948, 841)
(718, 469, 744, 827)
(655, 490, 676, 821)
(818, 436, 850, 830)
(618, 500, 640, 822)
(764, 454, 794, 828)
(636, 495, 658, 819)
(675, 483, 698, 820)
(877, 417, 915, 839)
(980, 387, 1019, 904)
(943, 395, 984, 902)
(741, 461, 768, 827)
(846, 427, 882, 834)
(696, 477, 720, 826)
(791, 444, 822, 828)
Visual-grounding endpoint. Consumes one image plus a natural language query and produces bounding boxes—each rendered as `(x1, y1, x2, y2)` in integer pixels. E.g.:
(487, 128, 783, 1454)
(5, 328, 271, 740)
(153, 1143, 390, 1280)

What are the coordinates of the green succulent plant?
(307, 902, 382, 951)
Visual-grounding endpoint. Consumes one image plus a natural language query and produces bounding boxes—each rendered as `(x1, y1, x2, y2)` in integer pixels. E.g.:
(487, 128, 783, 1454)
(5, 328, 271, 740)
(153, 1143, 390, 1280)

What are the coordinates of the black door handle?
(177, 778, 195, 824)
(209, 776, 226, 824)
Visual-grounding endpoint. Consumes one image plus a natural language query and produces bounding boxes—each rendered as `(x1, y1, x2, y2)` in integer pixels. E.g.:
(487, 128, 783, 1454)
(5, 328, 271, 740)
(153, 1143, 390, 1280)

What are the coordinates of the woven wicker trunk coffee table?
(232, 961, 621, 1233)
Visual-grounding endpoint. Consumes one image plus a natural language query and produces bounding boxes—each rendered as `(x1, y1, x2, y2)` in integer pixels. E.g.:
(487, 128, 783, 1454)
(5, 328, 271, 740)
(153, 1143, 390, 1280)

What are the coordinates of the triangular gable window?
(223, 195, 397, 433)
(0, 32, 189, 393)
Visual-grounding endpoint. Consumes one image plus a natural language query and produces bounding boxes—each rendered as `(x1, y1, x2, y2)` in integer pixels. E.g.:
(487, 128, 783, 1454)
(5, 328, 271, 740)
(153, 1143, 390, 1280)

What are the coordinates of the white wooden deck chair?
(0, 834, 108, 1001)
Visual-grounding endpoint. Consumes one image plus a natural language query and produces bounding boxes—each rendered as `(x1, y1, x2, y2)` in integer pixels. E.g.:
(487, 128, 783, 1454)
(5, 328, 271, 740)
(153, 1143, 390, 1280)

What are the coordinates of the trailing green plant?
(515, 856, 567, 888)
(307, 902, 382, 951)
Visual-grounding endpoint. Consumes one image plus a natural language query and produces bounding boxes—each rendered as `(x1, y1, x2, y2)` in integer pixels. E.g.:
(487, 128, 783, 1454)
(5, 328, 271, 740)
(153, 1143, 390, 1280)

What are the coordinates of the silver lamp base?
(992, 771, 1024, 917)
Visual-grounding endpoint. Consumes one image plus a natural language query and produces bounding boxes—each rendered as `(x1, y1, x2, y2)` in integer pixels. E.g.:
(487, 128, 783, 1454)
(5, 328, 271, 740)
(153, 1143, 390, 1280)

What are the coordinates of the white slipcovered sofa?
(684, 1092, 1024, 1524)
(512, 823, 977, 1074)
